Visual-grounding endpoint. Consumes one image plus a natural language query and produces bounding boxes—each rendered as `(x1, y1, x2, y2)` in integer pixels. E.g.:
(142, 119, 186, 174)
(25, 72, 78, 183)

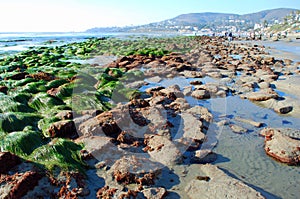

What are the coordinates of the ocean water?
(0, 32, 180, 58)
(0, 32, 111, 57)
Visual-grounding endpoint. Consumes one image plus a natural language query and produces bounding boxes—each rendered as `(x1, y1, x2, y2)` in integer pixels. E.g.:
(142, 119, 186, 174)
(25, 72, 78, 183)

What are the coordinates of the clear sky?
(0, 0, 299, 32)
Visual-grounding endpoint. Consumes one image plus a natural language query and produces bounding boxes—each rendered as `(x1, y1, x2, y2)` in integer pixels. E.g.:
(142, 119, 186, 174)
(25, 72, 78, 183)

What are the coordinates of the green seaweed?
(0, 112, 41, 133)
(29, 93, 65, 111)
(0, 130, 44, 156)
(29, 138, 85, 171)
(45, 79, 69, 90)
(18, 80, 47, 94)
(13, 77, 37, 87)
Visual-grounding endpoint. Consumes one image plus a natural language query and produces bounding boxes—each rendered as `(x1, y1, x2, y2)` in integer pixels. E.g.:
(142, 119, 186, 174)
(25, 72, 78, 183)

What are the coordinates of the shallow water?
(141, 75, 300, 198)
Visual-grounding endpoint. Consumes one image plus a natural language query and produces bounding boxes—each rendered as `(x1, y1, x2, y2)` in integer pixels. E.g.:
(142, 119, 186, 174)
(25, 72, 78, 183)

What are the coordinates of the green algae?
(54, 83, 75, 99)
(18, 80, 47, 94)
(13, 77, 37, 87)
(0, 35, 197, 174)
(45, 79, 69, 90)
(0, 112, 41, 133)
(0, 130, 44, 156)
(38, 116, 61, 137)
(29, 93, 65, 111)
(29, 138, 85, 171)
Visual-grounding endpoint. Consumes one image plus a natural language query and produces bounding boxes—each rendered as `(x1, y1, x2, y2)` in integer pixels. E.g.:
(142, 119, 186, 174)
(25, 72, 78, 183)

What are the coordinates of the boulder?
(0, 86, 8, 94)
(274, 105, 293, 114)
(47, 120, 78, 139)
(0, 152, 21, 173)
(78, 112, 121, 138)
(185, 164, 265, 199)
(241, 89, 278, 101)
(191, 90, 210, 99)
(145, 135, 183, 165)
(260, 128, 300, 165)
(110, 156, 161, 185)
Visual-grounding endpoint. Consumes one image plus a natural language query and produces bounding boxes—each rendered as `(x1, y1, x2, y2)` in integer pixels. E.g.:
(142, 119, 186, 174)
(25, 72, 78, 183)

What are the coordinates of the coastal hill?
(171, 8, 295, 24)
(86, 8, 298, 33)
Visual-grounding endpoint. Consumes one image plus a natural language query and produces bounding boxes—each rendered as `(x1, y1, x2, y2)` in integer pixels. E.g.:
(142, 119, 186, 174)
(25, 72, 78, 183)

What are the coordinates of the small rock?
(47, 120, 78, 139)
(191, 90, 210, 99)
(142, 187, 167, 199)
(274, 106, 293, 114)
(190, 80, 202, 85)
(0, 86, 8, 94)
(230, 124, 248, 134)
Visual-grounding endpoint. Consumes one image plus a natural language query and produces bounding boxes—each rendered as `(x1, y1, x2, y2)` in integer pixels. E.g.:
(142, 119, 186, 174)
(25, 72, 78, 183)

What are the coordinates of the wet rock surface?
(185, 164, 265, 199)
(260, 128, 300, 165)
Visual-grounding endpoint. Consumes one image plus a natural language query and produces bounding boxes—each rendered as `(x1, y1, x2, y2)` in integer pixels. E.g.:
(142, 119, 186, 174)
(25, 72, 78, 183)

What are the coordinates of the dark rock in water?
(47, 120, 78, 139)
(190, 80, 203, 85)
(0, 152, 21, 173)
(4, 72, 29, 80)
(0, 86, 8, 94)
(274, 105, 293, 114)
(260, 128, 300, 165)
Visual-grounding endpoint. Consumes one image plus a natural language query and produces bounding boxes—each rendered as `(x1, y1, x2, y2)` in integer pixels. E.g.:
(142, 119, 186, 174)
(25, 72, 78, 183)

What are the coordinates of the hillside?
(86, 8, 299, 33)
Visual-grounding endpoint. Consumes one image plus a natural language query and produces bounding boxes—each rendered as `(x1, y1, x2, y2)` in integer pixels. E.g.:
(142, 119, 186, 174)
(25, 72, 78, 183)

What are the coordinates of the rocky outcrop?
(240, 89, 279, 101)
(185, 164, 265, 199)
(47, 120, 78, 139)
(0, 152, 21, 173)
(110, 156, 161, 185)
(260, 128, 300, 165)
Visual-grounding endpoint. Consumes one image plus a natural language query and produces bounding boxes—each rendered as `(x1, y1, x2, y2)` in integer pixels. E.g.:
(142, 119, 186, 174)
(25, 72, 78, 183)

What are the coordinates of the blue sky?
(0, 0, 299, 32)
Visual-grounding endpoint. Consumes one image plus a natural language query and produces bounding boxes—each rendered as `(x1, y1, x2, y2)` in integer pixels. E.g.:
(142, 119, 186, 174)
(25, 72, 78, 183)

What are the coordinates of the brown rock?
(260, 128, 300, 165)
(9, 171, 43, 199)
(145, 135, 183, 165)
(79, 112, 122, 138)
(4, 72, 28, 80)
(47, 120, 78, 139)
(0, 86, 8, 94)
(26, 72, 55, 81)
(111, 156, 161, 185)
(0, 152, 21, 173)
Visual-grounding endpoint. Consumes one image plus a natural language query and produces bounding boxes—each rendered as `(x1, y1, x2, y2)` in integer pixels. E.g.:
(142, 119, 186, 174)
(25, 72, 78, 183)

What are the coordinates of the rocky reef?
(0, 35, 299, 198)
